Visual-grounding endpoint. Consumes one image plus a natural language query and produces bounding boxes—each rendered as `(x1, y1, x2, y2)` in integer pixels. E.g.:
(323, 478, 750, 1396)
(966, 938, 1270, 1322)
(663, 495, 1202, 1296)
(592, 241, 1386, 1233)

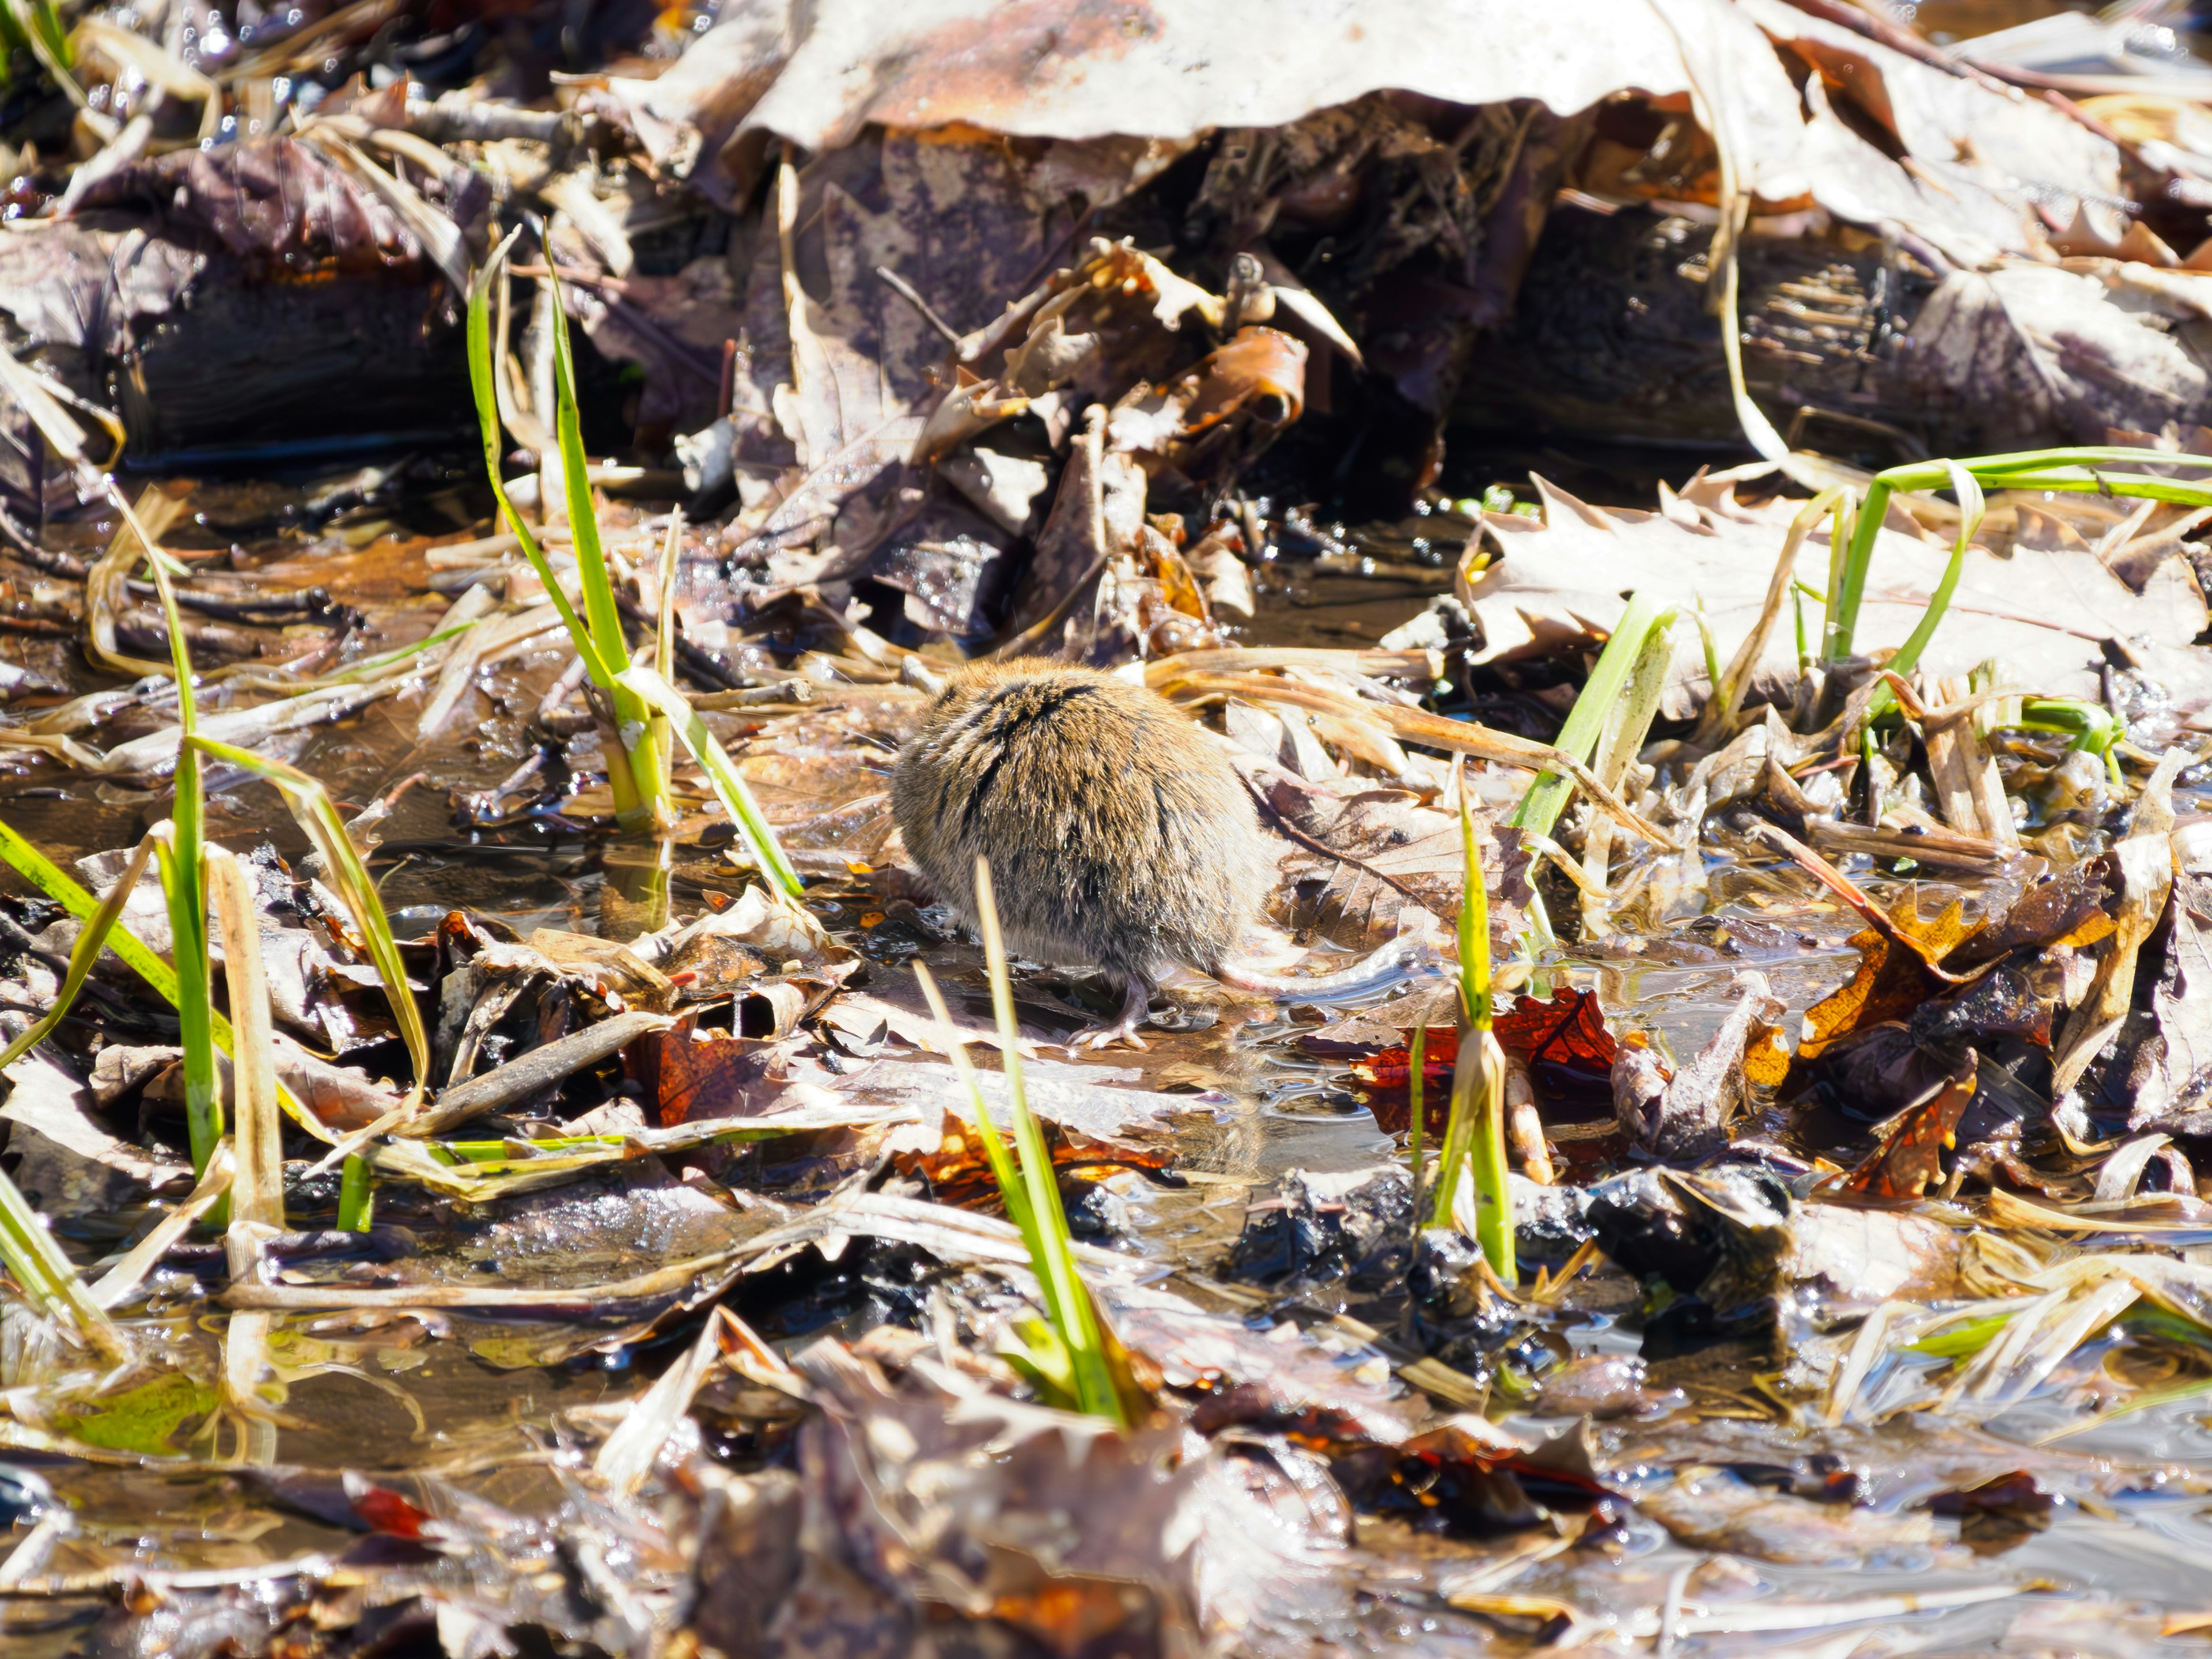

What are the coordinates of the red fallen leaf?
(1495, 988, 1620, 1109)
(349, 1482, 430, 1538)
(623, 1015, 783, 1126)
(893, 1118, 1172, 1210)
(1353, 1025, 1460, 1092)
(1355, 989, 1622, 1128)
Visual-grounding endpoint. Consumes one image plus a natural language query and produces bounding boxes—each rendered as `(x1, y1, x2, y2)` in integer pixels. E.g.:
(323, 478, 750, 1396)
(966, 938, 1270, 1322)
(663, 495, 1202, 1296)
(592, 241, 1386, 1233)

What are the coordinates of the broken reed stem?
(1432, 767, 1515, 1283)
(651, 507, 682, 785)
(184, 734, 418, 1225)
(206, 847, 284, 1238)
(1699, 485, 1844, 746)
(972, 858, 1126, 1425)
(211, 846, 285, 1449)
(187, 738, 429, 1090)
(1578, 614, 1677, 929)
(1156, 671, 1674, 847)
(89, 1148, 230, 1313)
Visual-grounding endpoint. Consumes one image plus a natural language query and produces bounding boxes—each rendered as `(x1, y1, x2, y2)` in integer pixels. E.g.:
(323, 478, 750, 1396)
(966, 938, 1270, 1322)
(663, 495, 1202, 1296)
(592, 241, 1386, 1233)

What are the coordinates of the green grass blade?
(1877, 460, 1986, 689)
(31, 0, 65, 66)
(1589, 619, 1676, 807)
(0, 832, 157, 1074)
(544, 264, 669, 830)
(0, 1163, 126, 1363)
(1911, 445, 2212, 480)
(1465, 1036, 1513, 1281)
(335, 1153, 374, 1234)
(1690, 604, 1722, 702)
(1831, 447, 2212, 666)
(466, 233, 615, 691)
(1907, 1309, 2016, 1359)
(913, 962, 1036, 1243)
(2010, 698, 2120, 754)
(1507, 591, 1672, 840)
(1456, 779, 1491, 1030)
(185, 737, 430, 1097)
(0, 813, 323, 1148)
(141, 536, 222, 1181)
(974, 858, 1125, 1425)
(1827, 479, 1888, 665)
(617, 664, 804, 897)
(5, 0, 77, 99)
(1432, 773, 1514, 1280)
(652, 511, 681, 782)
(302, 618, 477, 688)
(0, 818, 181, 1002)
(544, 268, 631, 708)
(1978, 472, 2212, 508)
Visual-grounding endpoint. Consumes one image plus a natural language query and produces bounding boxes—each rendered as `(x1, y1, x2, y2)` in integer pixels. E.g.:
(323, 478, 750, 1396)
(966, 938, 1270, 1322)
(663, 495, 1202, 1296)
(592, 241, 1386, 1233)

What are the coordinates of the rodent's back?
(890, 659, 1273, 978)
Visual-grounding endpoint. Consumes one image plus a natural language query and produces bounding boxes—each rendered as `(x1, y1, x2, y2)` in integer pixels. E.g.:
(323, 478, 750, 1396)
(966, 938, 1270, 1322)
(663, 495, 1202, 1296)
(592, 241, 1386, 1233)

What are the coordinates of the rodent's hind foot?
(1067, 1018, 1149, 1053)
(1065, 977, 1154, 1054)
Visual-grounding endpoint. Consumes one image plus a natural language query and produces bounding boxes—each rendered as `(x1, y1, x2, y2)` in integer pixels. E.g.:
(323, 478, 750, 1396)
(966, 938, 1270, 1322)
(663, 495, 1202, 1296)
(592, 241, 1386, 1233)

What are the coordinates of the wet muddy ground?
(7, 445, 2212, 1656)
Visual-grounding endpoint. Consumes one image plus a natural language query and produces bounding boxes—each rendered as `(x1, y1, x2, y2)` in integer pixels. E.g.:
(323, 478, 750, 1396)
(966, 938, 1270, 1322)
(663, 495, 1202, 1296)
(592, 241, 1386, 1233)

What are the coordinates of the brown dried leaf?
(1799, 926, 1944, 1063)
(1840, 1055, 1977, 1200)
(75, 138, 430, 277)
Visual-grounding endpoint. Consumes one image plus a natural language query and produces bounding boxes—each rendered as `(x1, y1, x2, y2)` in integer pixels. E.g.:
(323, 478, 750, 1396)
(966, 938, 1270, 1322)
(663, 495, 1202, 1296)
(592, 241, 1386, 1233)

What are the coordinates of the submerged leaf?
(1799, 925, 1946, 1064)
(55, 1372, 217, 1456)
(1840, 1056, 1977, 1200)
(1356, 987, 1620, 1115)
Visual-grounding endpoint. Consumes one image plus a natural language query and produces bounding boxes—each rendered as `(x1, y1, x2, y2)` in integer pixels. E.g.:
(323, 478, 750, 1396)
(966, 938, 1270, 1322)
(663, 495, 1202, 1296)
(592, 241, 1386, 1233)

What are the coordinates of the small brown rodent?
(892, 658, 1427, 1047)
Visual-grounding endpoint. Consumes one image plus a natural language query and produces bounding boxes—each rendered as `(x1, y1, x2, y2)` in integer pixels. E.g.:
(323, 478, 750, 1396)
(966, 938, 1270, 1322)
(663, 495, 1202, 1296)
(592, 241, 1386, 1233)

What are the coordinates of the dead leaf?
(1460, 476, 2211, 710)
(2128, 882, 2212, 1136)
(1841, 1056, 1977, 1200)
(1634, 1466, 1938, 1566)
(73, 138, 434, 278)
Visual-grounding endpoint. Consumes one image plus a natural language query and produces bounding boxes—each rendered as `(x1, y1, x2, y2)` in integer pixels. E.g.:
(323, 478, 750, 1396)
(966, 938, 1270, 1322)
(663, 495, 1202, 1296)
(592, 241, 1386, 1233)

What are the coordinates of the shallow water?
(5, 460, 2212, 1653)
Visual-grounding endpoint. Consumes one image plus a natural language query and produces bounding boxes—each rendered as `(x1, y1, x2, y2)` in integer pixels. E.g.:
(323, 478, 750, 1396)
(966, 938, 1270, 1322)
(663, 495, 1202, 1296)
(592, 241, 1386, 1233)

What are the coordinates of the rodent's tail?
(1212, 935, 1435, 999)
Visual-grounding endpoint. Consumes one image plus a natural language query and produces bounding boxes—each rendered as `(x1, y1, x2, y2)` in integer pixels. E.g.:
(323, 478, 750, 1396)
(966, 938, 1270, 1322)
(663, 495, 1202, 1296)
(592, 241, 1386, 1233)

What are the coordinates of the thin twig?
(873, 264, 963, 346)
(1232, 758, 1423, 903)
